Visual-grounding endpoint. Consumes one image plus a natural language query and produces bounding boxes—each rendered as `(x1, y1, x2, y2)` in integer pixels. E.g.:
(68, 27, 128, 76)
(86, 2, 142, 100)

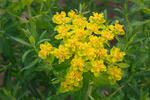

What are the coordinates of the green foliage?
(0, 0, 150, 100)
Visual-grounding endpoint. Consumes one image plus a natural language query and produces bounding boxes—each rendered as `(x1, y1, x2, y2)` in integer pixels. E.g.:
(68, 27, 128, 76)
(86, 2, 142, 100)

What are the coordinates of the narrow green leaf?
(39, 30, 47, 40)
(21, 58, 39, 71)
(117, 63, 130, 68)
(22, 49, 34, 63)
(37, 39, 51, 46)
(9, 36, 32, 47)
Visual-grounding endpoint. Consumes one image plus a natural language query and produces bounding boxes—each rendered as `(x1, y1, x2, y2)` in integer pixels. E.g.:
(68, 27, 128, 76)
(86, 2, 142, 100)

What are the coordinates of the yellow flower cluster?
(38, 42, 53, 59)
(38, 10, 126, 93)
(107, 66, 123, 84)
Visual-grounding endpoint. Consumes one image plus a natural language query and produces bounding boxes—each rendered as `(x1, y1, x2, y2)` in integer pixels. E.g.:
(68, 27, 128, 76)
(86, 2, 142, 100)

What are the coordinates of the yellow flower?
(114, 20, 125, 35)
(65, 38, 79, 52)
(89, 12, 105, 24)
(95, 48, 108, 59)
(91, 60, 106, 77)
(72, 17, 87, 28)
(38, 42, 53, 59)
(74, 28, 89, 39)
(84, 47, 96, 60)
(60, 71, 83, 92)
(73, 71, 83, 82)
(87, 23, 99, 34)
(71, 57, 85, 71)
(101, 30, 114, 40)
(109, 47, 125, 63)
(52, 11, 71, 24)
(54, 24, 72, 39)
(109, 20, 125, 35)
(68, 10, 78, 18)
(109, 25, 115, 31)
(60, 79, 73, 93)
(108, 66, 123, 83)
(53, 45, 71, 63)
(77, 42, 89, 56)
(89, 35, 104, 48)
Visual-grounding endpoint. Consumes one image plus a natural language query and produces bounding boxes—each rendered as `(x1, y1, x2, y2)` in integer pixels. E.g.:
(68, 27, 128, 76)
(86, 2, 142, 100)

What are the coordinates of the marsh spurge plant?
(38, 10, 126, 93)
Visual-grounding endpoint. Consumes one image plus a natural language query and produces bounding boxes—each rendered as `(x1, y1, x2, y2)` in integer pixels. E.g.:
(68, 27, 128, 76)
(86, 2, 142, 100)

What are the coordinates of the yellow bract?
(101, 30, 114, 40)
(108, 66, 123, 84)
(68, 10, 78, 18)
(91, 60, 106, 77)
(108, 47, 126, 63)
(71, 57, 85, 71)
(52, 11, 71, 24)
(53, 45, 71, 64)
(54, 24, 72, 39)
(38, 42, 53, 59)
(89, 12, 105, 24)
(38, 10, 126, 93)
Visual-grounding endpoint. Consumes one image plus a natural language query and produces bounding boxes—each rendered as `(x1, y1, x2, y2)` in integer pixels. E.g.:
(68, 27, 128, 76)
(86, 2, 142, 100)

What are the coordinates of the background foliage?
(0, 0, 150, 100)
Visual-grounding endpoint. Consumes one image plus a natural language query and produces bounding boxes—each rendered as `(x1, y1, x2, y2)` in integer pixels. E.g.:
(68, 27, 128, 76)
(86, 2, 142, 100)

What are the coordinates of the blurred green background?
(0, 0, 150, 100)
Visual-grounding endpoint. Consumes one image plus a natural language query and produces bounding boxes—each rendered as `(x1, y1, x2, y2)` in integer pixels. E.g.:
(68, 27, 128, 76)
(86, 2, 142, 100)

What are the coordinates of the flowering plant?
(39, 10, 126, 93)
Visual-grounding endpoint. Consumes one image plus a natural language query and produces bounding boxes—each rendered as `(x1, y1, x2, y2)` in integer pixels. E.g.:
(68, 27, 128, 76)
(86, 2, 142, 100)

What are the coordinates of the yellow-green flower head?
(89, 35, 104, 48)
(101, 30, 114, 40)
(52, 11, 71, 24)
(65, 38, 79, 52)
(77, 42, 94, 57)
(95, 48, 108, 59)
(87, 23, 99, 34)
(74, 28, 88, 39)
(84, 47, 96, 60)
(91, 60, 106, 77)
(107, 66, 123, 84)
(72, 16, 87, 28)
(60, 79, 73, 92)
(68, 10, 78, 18)
(71, 57, 85, 72)
(53, 45, 71, 63)
(109, 20, 125, 35)
(60, 71, 83, 92)
(69, 71, 83, 82)
(114, 20, 125, 35)
(54, 24, 72, 39)
(38, 42, 53, 59)
(109, 47, 126, 63)
(89, 12, 105, 24)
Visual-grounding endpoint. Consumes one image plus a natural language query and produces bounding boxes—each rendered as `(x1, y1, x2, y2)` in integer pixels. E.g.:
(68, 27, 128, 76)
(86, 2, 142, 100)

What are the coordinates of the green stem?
(85, 81, 94, 100)
(27, 4, 32, 19)
(6, 10, 21, 19)
(109, 85, 124, 97)
(40, 2, 44, 13)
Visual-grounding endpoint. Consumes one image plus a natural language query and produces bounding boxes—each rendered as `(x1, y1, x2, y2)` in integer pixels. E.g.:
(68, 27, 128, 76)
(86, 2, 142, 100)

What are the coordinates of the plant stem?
(85, 81, 95, 100)
(109, 85, 124, 97)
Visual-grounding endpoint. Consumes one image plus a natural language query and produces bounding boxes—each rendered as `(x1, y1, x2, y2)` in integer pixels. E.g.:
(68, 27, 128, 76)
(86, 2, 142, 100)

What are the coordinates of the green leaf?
(117, 63, 130, 68)
(21, 58, 39, 71)
(9, 36, 32, 47)
(131, 20, 150, 26)
(22, 49, 34, 63)
(46, 54, 55, 64)
(93, 73, 111, 87)
(39, 31, 47, 40)
(51, 78, 60, 84)
(143, 7, 150, 15)
(37, 39, 51, 46)
(0, 88, 16, 100)
(21, 0, 33, 6)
